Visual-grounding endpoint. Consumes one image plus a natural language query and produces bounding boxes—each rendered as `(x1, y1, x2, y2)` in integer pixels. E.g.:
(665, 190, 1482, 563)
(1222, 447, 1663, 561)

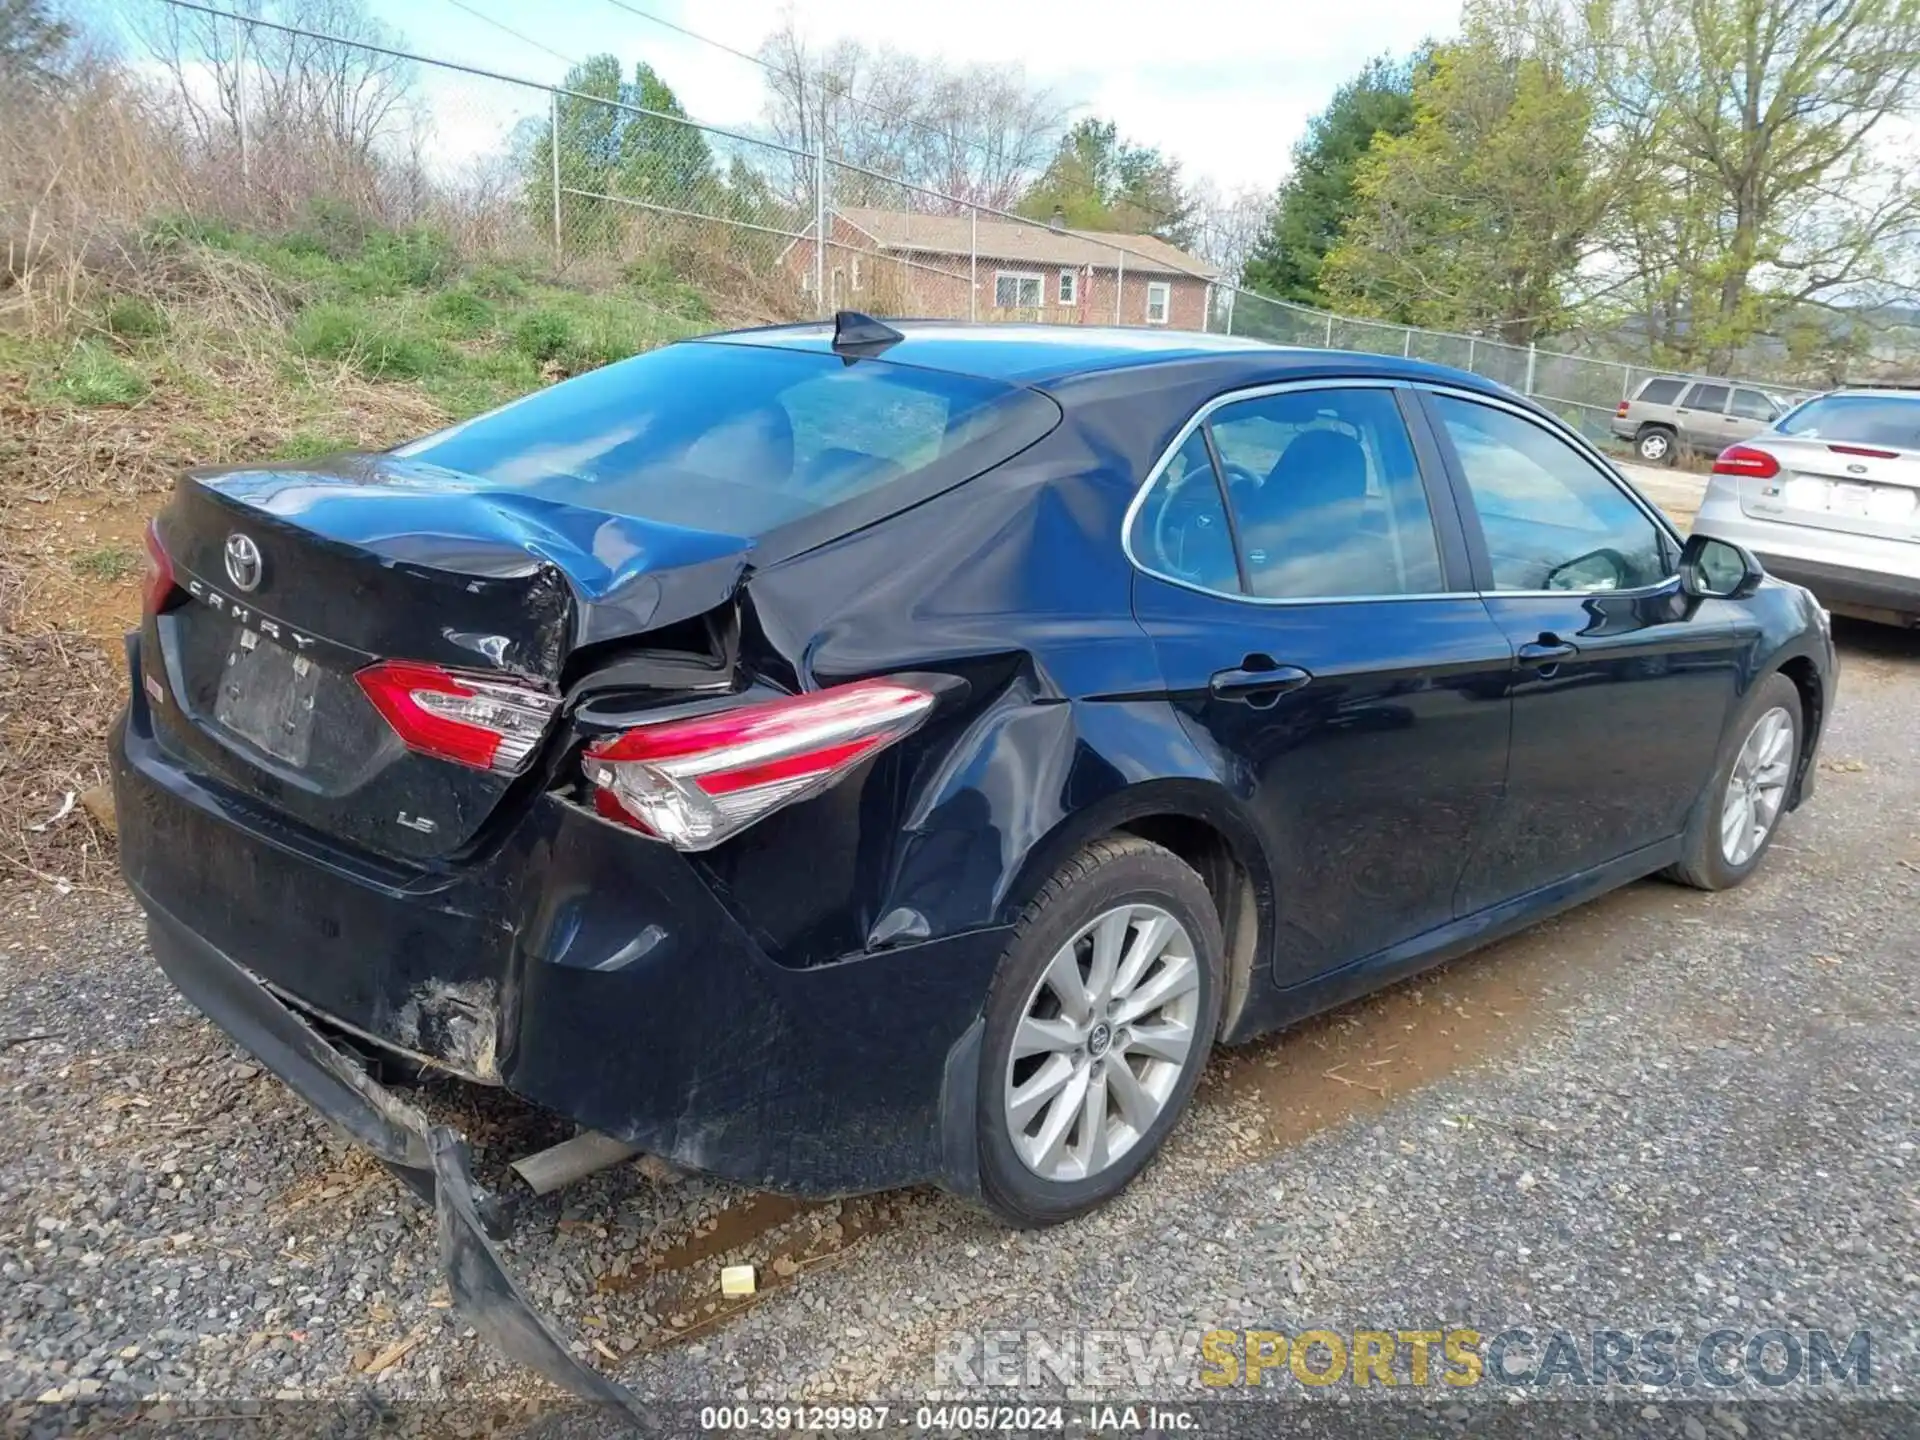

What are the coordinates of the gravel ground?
(2, 609, 1914, 1436)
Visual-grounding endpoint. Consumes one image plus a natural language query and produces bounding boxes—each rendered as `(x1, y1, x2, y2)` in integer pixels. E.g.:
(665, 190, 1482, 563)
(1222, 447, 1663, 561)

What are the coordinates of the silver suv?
(1613, 376, 1789, 465)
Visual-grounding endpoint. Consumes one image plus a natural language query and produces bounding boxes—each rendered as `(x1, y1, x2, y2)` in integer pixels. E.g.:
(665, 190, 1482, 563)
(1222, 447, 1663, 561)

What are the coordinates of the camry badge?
(224, 533, 263, 592)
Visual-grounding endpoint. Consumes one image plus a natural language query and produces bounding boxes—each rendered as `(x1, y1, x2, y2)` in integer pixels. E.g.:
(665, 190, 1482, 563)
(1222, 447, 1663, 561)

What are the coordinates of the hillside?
(0, 207, 742, 889)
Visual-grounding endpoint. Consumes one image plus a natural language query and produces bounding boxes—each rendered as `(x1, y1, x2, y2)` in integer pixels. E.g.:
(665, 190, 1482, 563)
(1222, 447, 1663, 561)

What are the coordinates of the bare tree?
(757, 13, 1064, 214)
(1184, 180, 1270, 285)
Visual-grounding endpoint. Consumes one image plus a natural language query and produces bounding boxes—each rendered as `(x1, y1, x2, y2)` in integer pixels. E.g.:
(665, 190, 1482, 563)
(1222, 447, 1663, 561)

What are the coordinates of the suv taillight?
(584, 678, 934, 851)
(142, 520, 176, 615)
(1713, 444, 1781, 479)
(356, 660, 558, 773)
(1615, 400, 1630, 417)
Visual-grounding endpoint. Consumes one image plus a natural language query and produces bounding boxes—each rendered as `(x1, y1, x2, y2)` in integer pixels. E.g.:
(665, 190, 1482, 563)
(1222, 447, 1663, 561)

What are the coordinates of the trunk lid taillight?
(584, 679, 934, 851)
(142, 520, 177, 615)
(356, 660, 559, 774)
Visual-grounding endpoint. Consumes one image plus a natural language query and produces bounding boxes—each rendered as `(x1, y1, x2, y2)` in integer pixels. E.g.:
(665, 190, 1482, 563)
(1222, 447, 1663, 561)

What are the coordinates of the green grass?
(103, 296, 168, 340)
(270, 429, 361, 461)
(72, 546, 140, 581)
(290, 303, 450, 381)
(38, 341, 149, 406)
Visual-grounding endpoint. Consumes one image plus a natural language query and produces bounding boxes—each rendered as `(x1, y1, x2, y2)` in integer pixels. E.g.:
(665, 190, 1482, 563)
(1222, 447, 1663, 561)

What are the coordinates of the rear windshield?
(1775, 394, 1920, 449)
(397, 341, 1034, 535)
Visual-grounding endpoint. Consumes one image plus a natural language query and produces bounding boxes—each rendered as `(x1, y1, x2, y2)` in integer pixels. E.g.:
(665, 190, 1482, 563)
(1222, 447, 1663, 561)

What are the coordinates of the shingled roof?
(831, 206, 1218, 281)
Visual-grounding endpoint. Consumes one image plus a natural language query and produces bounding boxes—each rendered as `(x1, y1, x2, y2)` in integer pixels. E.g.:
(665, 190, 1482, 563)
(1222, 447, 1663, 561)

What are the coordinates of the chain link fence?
(159, 1, 1808, 449)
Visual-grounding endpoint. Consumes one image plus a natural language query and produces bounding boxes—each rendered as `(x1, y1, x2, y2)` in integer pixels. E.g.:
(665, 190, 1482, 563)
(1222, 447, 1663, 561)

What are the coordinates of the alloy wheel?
(1639, 432, 1671, 462)
(1720, 706, 1794, 867)
(1003, 904, 1200, 1183)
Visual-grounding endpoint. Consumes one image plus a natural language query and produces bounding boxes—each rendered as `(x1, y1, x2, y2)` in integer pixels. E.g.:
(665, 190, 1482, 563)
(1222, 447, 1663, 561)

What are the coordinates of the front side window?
(1127, 430, 1240, 593)
(1209, 387, 1444, 599)
(1145, 281, 1171, 325)
(995, 272, 1043, 309)
(1432, 395, 1671, 593)
(1684, 383, 1730, 412)
(1728, 388, 1775, 422)
(1058, 269, 1077, 305)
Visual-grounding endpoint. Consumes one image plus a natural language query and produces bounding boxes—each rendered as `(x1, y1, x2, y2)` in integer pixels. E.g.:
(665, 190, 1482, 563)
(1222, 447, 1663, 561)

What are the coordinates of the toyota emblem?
(224, 533, 263, 592)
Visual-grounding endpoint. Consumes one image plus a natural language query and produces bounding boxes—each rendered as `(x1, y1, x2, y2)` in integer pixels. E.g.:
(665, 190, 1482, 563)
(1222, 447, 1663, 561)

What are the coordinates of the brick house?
(782, 206, 1219, 330)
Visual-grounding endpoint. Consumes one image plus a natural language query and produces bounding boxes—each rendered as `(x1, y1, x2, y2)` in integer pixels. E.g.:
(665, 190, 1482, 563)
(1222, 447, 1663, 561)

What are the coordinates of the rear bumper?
(112, 637, 1004, 1199)
(140, 900, 646, 1411)
(1693, 485, 1920, 621)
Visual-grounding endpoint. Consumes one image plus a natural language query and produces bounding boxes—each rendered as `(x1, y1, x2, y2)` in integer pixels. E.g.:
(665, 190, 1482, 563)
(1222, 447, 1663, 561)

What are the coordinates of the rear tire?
(1636, 426, 1677, 465)
(976, 837, 1223, 1227)
(1664, 673, 1802, 891)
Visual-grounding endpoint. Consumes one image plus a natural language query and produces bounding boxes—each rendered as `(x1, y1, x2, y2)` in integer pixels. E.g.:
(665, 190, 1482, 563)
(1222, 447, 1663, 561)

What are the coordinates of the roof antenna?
(831, 310, 904, 358)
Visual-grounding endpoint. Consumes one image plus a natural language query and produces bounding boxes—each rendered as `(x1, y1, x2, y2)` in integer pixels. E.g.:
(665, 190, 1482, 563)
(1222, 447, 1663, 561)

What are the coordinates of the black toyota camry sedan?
(114, 317, 1832, 1397)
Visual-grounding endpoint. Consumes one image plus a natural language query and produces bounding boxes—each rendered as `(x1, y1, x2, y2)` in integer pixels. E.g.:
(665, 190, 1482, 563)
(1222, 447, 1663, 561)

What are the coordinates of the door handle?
(1209, 661, 1311, 702)
(1517, 638, 1576, 667)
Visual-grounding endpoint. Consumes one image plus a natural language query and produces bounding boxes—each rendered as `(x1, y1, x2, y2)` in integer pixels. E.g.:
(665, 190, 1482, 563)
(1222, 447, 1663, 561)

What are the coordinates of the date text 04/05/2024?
(697, 1405, 1197, 1431)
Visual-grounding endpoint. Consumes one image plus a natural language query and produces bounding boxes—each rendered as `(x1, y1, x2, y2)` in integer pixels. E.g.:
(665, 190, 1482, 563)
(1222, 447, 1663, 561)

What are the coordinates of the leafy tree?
(1241, 55, 1419, 306)
(1319, 27, 1606, 344)
(1016, 118, 1194, 245)
(1582, 0, 1920, 369)
(524, 55, 715, 246)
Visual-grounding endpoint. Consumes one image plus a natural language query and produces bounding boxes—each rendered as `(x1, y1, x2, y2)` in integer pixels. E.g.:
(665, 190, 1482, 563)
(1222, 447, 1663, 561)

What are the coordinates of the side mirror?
(1679, 533, 1764, 600)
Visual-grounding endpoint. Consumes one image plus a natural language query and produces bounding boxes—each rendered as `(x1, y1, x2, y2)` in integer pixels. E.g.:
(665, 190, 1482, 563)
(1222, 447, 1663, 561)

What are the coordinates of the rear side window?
(1684, 383, 1730, 412)
(397, 342, 1036, 536)
(1127, 431, 1241, 593)
(1209, 387, 1444, 599)
(1637, 378, 1684, 405)
(1776, 394, 1920, 449)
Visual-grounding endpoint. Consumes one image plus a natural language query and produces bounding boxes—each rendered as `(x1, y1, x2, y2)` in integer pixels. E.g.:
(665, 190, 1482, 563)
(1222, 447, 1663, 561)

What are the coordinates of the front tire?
(976, 837, 1223, 1227)
(1665, 673, 1802, 891)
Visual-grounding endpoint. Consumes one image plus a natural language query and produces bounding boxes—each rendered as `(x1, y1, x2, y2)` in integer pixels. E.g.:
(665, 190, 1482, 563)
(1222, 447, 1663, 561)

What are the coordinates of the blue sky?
(108, 0, 1465, 193)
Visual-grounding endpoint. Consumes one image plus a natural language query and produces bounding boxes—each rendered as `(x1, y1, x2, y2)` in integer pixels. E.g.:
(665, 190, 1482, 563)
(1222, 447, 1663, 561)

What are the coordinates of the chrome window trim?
(1121, 375, 1685, 607)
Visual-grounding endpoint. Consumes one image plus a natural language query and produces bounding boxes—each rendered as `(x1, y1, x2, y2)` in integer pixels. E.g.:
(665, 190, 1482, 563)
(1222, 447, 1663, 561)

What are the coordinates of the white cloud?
(376, 0, 1461, 191)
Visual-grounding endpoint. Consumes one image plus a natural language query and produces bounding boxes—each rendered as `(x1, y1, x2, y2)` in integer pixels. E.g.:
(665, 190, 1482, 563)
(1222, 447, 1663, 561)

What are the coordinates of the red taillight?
(142, 519, 176, 614)
(1828, 443, 1899, 459)
(584, 678, 935, 850)
(1615, 400, 1630, 417)
(356, 659, 558, 774)
(1712, 444, 1780, 479)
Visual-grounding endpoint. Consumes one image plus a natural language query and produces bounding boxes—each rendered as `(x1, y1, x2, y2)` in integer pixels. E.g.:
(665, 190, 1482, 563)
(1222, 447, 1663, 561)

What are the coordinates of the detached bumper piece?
(146, 909, 647, 1417)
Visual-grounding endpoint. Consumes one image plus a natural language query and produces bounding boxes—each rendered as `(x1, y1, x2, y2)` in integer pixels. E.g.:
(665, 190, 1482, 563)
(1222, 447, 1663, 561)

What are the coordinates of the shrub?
(282, 198, 371, 262)
(291, 304, 447, 381)
(45, 342, 148, 405)
(509, 309, 576, 364)
(103, 296, 168, 340)
(466, 262, 529, 300)
(361, 226, 458, 290)
(427, 288, 495, 336)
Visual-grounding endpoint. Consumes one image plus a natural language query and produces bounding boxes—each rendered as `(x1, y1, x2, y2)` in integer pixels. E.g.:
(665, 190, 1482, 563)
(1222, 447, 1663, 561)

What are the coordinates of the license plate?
(1830, 481, 1875, 517)
(214, 628, 320, 765)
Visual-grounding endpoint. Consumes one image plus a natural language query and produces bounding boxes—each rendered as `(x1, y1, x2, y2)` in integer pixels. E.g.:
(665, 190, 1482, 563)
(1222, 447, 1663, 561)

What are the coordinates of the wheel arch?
(993, 780, 1273, 1044)
(1775, 653, 1824, 809)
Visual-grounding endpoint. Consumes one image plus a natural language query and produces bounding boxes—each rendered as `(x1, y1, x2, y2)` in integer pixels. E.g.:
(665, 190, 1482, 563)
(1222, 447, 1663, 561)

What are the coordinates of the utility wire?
(437, 0, 578, 70)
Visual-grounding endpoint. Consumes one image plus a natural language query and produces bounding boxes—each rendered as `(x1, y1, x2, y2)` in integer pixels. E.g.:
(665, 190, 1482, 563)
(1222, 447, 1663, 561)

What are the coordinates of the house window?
(1146, 281, 1171, 325)
(994, 271, 1044, 309)
(1058, 269, 1077, 306)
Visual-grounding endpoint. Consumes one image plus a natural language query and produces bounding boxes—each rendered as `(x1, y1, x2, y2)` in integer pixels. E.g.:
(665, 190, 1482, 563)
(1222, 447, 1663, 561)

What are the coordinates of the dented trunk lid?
(146, 454, 754, 863)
